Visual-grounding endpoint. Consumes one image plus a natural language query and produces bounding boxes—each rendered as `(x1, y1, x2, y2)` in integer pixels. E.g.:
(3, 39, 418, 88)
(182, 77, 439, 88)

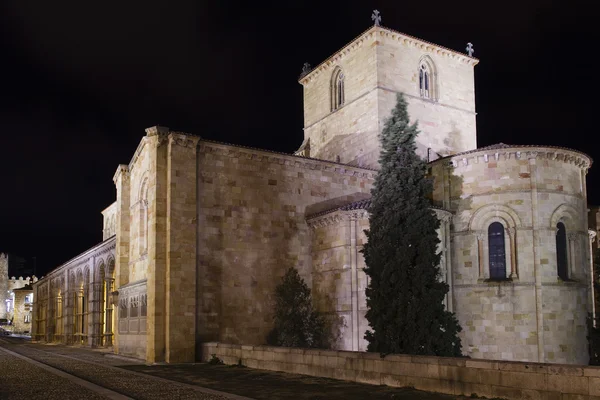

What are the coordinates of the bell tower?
(297, 24, 478, 168)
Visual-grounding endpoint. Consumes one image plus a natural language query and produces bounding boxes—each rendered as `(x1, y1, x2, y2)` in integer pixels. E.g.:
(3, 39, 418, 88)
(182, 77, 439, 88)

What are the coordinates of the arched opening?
(104, 258, 115, 347)
(556, 222, 569, 280)
(74, 271, 88, 344)
(330, 67, 345, 111)
(488, 222, 507, 280)
(418, 56, 437, 101)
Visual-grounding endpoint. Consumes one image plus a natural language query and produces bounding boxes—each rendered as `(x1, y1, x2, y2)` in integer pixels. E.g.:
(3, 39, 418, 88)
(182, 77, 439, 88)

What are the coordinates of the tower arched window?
(418, 56, 437, 101)
(556, 222, 569, 280)
(331, 68, 345, 111)
(488, 222, 506, 280)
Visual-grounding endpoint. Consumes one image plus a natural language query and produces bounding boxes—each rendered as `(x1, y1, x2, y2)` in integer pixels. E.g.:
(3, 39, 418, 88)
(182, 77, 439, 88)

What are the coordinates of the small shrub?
(267, 267, 329, 348)
(208, 354, 224, 365)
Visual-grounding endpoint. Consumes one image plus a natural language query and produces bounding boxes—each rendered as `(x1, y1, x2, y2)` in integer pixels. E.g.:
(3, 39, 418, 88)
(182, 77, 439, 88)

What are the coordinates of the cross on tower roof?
(371, 10, 381, 26)
(466, 42, 474, 57)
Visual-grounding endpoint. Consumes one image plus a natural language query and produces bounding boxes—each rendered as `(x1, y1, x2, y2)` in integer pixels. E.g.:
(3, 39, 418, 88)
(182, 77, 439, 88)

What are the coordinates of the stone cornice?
(432, 146, 592, 171)
(307, 205, 451, 229)
(449, 188, 585, 201)
(307, 209, 367, 229)
(112, 164, 129, 185)
(198, 140, 377, 180)
(376, 27, 479, 66)
(34, 236, 116, 284)
(101, 201, 117, 215)
(299, 26, 478, 85)
(128, 137, 148, 173)
(433, 208, 453, 223)
(169, 132, 201, 149)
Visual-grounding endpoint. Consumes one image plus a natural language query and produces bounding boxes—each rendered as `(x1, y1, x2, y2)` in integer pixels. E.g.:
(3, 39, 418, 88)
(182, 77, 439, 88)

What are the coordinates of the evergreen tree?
(267, 267, 327, 348)
(588, 248, 600, 365)
(362, 93, 462, 357)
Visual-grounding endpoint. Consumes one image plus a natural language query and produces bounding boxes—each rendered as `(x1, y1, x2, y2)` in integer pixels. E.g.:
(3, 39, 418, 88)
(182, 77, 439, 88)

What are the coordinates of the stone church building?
(32, 24, 595, 365)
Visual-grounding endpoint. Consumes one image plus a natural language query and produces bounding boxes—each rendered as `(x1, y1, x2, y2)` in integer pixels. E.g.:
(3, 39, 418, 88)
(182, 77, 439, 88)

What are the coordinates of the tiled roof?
(307, 198, 452, 219)
(432, 143, 593, 165)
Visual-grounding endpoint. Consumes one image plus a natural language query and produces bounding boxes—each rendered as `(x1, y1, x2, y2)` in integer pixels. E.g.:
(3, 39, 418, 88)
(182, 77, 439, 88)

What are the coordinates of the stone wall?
(308, 205, 453, 353)
(102, 202, 117, 240)
(195, 140, 375, 348)
(308, 209, 370, 351)
(376, 29, 477, 157)
(431, 145, 593, 364)
(201, 342, 600, 400)
(12, 288, 33, 334)
(0, 253, 8, 318)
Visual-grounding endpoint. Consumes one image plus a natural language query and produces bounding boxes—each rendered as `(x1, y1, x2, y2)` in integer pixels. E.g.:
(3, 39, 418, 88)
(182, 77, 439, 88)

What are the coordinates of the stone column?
(0, 254, 8, 319)
(349, 212, 359, 352)
(104, 278, 114, 347)
(89, 281, 103, 347)
(113, 164, 131, 354)
(145, 127, 169, 363)
(55, 295, 62, 339)
(30, 284, 37, 340)
(444, 215, 454, 312)
(46, 285, 54, 343)
(589, 230, 597, 326)
(568, 232, 578, 279)
(162, 132, 200, 363)
(476, 232, 485, 280)
(64, 290, 74, 344)
(528, 153, 544, 363)
(76, 288, 84, 343)
(507, 227, 518, 279)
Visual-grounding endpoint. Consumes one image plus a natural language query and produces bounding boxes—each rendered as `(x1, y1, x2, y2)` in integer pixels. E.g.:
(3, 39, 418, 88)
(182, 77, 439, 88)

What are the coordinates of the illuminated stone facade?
(31, 238, 116, 347)
(32, 24, 594, 365)
(0, 253, 37, 323)
(12, 285, 33, 334)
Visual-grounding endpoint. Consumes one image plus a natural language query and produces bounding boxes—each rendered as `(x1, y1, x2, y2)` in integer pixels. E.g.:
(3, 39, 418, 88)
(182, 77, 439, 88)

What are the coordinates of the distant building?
(12, 285, 33, 334)
(0, 253, 38, 321)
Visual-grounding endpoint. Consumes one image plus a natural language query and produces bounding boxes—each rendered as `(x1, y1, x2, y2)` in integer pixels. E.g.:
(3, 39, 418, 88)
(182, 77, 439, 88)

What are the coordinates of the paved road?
(0, 336, 248, 400)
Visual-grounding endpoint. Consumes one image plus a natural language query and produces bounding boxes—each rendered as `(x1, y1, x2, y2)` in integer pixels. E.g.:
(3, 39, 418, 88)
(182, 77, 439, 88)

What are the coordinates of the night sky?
(0, 1, 595, 276)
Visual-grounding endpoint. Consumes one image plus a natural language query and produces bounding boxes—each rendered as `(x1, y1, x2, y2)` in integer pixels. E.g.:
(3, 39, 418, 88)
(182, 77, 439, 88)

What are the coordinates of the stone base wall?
(118, 333, 147, 360)
(201, 342, 600, 400)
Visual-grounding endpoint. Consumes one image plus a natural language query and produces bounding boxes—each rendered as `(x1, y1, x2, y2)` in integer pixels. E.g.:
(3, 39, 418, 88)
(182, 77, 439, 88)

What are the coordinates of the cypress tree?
(362, 93, 462, 357)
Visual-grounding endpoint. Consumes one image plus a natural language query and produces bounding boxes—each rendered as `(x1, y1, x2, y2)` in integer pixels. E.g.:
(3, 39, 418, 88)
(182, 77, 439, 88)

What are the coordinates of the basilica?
(31, 23, 596, 365)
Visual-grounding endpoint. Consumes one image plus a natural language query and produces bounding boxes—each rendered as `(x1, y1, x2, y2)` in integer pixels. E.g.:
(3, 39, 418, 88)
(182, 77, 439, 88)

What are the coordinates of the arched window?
(556, 222, 569, 280)
(488, 222, 506, 279)
(331, 68, 345, 111)
(418, 56, 437, 101)
(419, 64, 430, 98)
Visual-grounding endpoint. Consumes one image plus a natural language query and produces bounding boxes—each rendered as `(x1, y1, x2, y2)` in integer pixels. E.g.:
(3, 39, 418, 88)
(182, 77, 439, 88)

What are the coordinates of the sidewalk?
(122, 362, 470, 399)
(16, 339, 496, 400)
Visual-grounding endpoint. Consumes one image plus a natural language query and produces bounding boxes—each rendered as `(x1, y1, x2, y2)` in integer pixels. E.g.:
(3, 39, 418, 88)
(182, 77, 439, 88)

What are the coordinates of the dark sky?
(0, 1, 595, 276)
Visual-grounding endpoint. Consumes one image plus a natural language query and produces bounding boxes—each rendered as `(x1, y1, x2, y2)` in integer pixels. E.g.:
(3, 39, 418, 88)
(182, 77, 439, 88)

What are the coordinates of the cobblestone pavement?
(0, 346, 109, 400)
(0, 337, 490, 400)
(0, 336, 246, 400)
